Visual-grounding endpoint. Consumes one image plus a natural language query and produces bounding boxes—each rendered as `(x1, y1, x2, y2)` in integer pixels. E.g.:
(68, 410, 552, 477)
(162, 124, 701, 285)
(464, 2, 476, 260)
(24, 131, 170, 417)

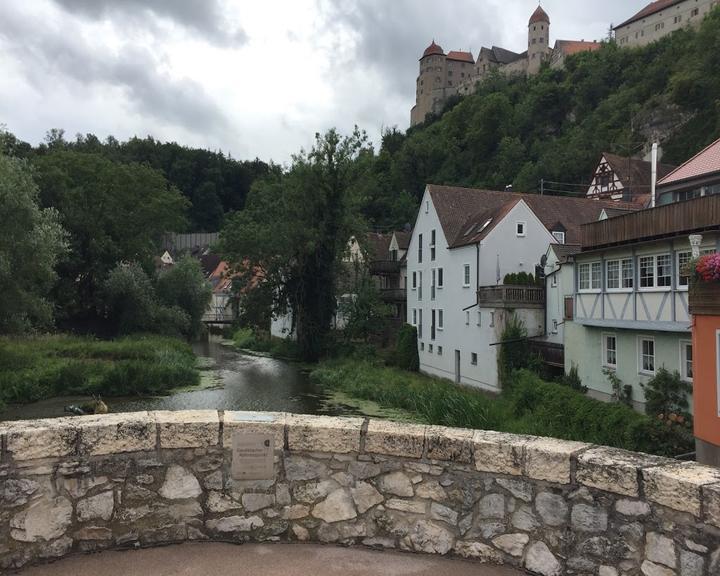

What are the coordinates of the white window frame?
(552, 231, 565, 244)
(679, 340, 693, 382)
(638, 336, 656, 375)
(463, 264, 471, 288)
(677, 251, 691, 289)
(438, 309, 444, 330)
(639, 254, 672, 291)
(578, 262, 602, 293)
(516, 221, 527, 237)
(603, 333, 618, 369)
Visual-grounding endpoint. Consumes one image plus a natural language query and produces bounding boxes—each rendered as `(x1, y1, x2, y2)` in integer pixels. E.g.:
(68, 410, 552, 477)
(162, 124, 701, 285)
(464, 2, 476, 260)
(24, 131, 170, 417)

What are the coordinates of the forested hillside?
(363, 7, 720, 228)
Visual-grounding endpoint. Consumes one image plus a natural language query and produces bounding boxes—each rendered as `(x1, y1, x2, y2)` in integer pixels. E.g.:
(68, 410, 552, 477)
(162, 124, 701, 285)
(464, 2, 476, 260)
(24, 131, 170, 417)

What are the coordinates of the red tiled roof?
(427, 184, 639, 249)
(422, 41, 444, 59)
(529, 5, 550, 25)
(614, 0, 683, 30)
(658, 137, 720, 186)
(554, 40, 602, 56)
(446, 50, 475, 63)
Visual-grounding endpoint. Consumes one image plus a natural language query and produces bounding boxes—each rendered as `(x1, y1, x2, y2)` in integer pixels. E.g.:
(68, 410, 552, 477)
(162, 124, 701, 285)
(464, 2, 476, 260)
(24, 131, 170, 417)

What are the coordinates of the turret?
(527, 5, 550, 74)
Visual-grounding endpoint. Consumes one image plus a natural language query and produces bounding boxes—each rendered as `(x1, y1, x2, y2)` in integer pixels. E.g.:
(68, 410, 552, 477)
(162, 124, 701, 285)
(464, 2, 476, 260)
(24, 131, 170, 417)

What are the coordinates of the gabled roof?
(657, 137, 720, 187)
(422, 40, 444, 59)
(427, 185, 638, 249)
(553, 40, 602, 56)
(529, 5, 550, 25)
(614, 0, 683, 30)
(446, 50, 475, 63)
(595, 153, 676, 206)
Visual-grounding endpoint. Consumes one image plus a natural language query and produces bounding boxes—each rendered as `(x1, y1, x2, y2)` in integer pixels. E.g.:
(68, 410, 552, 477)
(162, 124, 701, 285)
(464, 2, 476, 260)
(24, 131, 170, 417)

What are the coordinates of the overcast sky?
(0, 0, 648, 164)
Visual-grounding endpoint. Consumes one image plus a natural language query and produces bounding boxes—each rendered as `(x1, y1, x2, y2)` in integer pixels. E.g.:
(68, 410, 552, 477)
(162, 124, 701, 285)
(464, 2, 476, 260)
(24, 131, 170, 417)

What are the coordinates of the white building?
(406, 185, 626, 392)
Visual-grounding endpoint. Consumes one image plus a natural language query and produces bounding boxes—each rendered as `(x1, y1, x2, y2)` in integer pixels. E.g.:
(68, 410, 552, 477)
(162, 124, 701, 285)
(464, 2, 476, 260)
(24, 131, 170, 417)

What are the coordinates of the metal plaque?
(231, 432, 274, 480)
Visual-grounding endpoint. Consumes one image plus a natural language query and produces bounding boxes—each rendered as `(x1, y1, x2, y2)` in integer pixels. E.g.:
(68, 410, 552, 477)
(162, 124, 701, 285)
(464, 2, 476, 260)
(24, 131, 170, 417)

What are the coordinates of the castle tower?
(411, 40, 446, 126)
(527, 5, 550, 75)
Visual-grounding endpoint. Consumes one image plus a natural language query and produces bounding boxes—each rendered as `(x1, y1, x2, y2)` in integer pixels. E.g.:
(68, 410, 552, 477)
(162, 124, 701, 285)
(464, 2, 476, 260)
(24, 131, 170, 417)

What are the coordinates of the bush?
(395, 324, 419, 372)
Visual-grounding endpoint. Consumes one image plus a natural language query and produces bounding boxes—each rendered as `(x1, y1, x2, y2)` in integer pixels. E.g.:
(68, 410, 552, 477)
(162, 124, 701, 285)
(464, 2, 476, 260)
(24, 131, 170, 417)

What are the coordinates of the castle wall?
(1, 411, 720, 574)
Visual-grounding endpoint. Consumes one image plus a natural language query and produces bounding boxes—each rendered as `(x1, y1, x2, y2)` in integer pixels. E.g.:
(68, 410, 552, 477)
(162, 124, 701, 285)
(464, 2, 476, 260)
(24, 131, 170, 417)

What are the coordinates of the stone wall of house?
(1, 411, 720, 575)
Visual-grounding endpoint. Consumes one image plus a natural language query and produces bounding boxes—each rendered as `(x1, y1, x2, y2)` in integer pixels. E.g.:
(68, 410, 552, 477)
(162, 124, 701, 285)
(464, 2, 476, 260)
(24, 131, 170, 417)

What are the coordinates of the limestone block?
(10, 496, 73, 542)
(524, 541, 562, 576)
(472, 430, 527, 476)
(311, 489, 357, 523)
(4, 418, 79, 461)
(77, 491, 114, 522)
(524, 437, 589, 484)
(705, 483, 720, 528)
(492, 533, 529, 557)
(364, 420, 426, 459)
(159, 465, 202, 500)
(223, 411, 286, 450)
(153, 410, 219, 449)
(576, 447, 671, 497)
(643, 462, 720, 517)
(425, 426, 473, 463)
(77, 413, 156, 456)
(286, 414, 363, 454)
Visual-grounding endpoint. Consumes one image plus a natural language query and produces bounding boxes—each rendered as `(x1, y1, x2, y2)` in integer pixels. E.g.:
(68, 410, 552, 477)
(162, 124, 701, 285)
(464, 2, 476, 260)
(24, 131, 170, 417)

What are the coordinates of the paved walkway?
(17, 543, 524, 576)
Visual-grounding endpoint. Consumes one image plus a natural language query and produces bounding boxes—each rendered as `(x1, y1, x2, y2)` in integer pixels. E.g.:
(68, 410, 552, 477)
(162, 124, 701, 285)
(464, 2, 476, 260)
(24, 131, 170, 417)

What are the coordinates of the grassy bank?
(0, 335, 199, 409)
(310, 359, 694, 457)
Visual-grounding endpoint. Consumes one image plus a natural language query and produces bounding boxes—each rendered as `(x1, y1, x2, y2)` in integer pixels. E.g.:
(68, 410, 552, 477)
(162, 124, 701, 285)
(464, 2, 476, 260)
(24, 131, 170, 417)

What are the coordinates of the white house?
(407, 185, 626, 392)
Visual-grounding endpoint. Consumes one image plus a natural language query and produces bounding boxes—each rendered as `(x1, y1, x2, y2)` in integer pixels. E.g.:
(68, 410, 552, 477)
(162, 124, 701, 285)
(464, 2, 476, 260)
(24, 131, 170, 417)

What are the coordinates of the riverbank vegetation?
(0, 335, 199, 410)
(310, 359, 694, 458)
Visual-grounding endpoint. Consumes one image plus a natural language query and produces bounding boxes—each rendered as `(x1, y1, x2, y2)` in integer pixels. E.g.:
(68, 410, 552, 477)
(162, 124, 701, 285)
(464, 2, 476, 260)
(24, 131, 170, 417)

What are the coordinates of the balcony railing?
(369, 260, 401, 275)
(379, 288, 407, 303)
(580, 195, 720, 250)
(477, 285, 545, 309)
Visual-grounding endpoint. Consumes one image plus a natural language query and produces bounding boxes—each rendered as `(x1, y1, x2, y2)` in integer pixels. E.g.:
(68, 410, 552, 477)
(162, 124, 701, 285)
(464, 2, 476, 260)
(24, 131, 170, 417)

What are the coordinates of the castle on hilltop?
(411, 5, 601, 126)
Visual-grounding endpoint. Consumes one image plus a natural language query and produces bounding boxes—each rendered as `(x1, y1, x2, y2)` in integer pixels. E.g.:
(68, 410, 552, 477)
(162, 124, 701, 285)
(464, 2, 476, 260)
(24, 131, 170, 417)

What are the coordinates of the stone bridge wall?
(1, 411, 719, 575)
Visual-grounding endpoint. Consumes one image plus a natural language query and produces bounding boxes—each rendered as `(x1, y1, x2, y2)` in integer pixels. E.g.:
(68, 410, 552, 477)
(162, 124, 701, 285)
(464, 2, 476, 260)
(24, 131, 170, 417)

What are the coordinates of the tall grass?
(0, 335, 199, 408)
(310, 360, 694, 457)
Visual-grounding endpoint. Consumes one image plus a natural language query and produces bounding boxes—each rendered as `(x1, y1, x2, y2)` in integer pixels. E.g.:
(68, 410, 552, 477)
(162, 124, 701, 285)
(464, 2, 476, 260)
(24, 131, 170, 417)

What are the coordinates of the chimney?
(650, 142, 658, 208)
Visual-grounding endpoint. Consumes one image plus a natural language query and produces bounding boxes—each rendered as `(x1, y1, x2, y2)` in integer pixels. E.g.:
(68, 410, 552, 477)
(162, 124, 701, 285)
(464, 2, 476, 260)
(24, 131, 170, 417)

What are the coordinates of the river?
(0, 337, 378, 421)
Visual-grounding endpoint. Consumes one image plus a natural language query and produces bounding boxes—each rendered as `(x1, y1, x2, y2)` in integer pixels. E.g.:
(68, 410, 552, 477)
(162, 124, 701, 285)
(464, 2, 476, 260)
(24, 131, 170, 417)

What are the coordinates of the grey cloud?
(52, 0, 247, 46)
(0, 4, 227, 135)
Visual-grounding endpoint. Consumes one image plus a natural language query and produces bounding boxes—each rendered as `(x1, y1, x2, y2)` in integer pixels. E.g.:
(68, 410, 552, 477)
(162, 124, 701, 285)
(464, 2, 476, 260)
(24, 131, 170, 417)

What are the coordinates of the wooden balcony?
(580, 195, 720, 250)
(379, 288, 406, 303)
(369, 260, 401, 275)
(477, 285, 545, 309)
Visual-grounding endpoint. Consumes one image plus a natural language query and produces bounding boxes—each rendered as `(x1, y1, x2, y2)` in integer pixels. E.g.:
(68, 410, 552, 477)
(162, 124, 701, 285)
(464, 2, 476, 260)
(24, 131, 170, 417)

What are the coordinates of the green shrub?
(395, 324, 419, 372)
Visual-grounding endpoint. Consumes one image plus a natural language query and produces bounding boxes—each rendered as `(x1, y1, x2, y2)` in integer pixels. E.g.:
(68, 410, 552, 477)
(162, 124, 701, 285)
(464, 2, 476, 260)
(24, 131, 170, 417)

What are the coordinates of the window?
(437, 268, 444, 288)
(680, 341, 693, 382)
(640, 254, 671, 289)
(418, 234, 423, 263)
(438, 310, 444, 330)
(438, 346, 443, 356)
(639, 337, 655, 374)
(463, 264, 471, 287)
(607, 260, 620, 290)
(471, 353, 478, 366)
(465, 311, 470, 325)
(412, 272, 417, 290)
(677, 251, 691, 287)
(579, 262, 601, 291)
(516, 222, 526, 237)
(552, 231, 565, 244)
(604, 334, 617, 368)
(431, 230, 436, 261)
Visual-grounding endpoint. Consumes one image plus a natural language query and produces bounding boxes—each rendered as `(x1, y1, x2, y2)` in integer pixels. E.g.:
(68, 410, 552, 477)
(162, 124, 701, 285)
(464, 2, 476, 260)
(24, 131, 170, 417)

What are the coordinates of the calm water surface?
(1, 337, 351, 421)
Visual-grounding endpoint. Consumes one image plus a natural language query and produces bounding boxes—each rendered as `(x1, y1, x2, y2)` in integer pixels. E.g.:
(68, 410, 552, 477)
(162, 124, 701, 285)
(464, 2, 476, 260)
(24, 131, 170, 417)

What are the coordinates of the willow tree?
(221, 128, 368, 361)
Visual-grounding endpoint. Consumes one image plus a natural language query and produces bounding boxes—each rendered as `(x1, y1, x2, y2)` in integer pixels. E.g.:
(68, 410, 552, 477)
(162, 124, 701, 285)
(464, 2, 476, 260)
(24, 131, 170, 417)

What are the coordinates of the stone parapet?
(0, 411, 718, 575)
